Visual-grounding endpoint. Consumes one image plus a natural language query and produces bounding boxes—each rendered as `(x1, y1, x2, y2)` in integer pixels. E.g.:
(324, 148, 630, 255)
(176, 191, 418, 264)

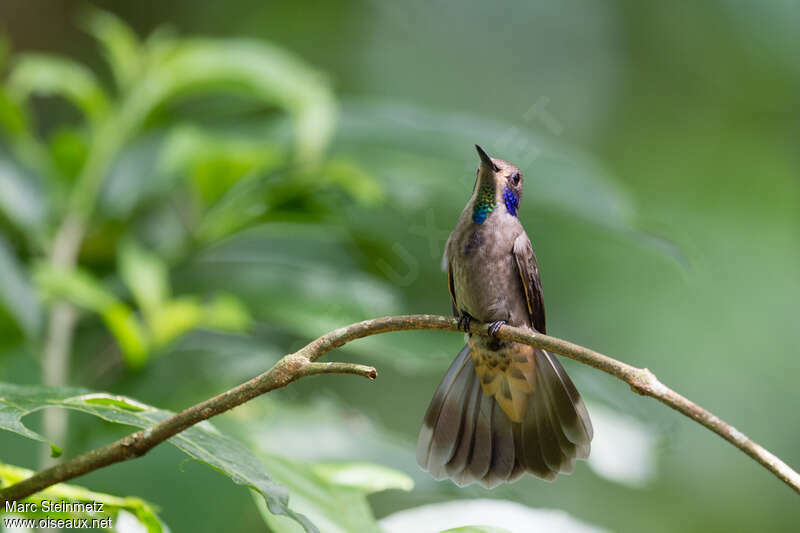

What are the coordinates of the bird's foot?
(458, 311, 474, 332)
(488, 320, 507, 337)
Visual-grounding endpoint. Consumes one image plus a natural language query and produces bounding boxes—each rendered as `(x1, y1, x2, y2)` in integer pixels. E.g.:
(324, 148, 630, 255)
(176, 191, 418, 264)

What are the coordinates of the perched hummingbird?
(417, 145, 593, 488)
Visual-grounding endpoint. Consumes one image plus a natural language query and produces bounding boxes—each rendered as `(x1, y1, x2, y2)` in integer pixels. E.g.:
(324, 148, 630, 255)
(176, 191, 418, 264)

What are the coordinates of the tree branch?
(2, 314, 797, 504)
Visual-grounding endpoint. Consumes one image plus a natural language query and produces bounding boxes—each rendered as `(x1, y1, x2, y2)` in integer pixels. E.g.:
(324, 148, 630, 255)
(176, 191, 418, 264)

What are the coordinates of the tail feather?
(480, 400, 516, 488)
(444, 366, 480, 478)
(542, 394, 578, 474)
(520, 396, 557, 481)
(533, 383, 567, 474)
(464, 389, 493, 481)
(417, 345, 471, 470)
(417, 344, 592, 487)
(536, 349, 593, 449)
(508, 425, 527, 482)
(428, 351, 474, 478)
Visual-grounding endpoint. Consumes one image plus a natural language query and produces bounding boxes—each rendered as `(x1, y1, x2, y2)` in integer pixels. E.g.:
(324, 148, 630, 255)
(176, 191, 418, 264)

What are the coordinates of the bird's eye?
(511, 173, 520, 185)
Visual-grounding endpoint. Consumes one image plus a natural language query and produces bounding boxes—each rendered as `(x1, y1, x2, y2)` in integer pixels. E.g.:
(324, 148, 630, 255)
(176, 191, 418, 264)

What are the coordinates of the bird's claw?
(458, 312, 473, 332)
(488, 320, 507, 337)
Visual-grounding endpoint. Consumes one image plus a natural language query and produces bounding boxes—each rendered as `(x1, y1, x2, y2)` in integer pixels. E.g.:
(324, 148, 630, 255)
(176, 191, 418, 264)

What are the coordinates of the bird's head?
(472, 144, 523, 223)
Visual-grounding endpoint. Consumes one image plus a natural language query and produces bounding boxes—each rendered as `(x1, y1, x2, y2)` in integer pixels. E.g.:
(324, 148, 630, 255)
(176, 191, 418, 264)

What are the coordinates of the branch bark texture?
(2, 314, 798, 504)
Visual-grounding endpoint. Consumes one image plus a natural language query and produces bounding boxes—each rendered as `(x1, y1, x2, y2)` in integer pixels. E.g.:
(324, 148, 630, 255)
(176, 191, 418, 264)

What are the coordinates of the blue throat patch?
(503, 186, 519, 217)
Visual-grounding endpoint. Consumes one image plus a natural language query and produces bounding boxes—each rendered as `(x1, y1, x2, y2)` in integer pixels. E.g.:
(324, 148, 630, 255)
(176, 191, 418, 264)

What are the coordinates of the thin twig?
(2, 314, 797, 504)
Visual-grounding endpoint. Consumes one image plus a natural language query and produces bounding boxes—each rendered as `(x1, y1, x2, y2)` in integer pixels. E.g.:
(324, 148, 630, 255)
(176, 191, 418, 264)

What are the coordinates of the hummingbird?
(417, 145, 593, 488)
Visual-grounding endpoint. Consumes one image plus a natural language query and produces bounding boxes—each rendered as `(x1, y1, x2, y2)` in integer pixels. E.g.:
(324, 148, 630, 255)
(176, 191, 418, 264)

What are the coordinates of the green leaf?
(0, 383, 317, 532)
(8, 54, 110, 125)
(158, 124, 285, 208)
(254, 455, 400, 533)
(319, 157, 383, 206)
(148, 297, 203, 347)
(0, 89, 56, 184)
(440, 528, 512, 533)
(103, 302, 150, 367)
(80, 392, 149, 411)
(34, 253, 251, 361)
(311, 462, 413, 493)
(82, 9, 143, 91)
(33, 264, 117, 311)
(49, 443, 63, 458)
(118, 240, 169, 317)
(228, 397, 411, 533)
(33, 264, 150, 366)
(0, 462, 166, 532)
(143, 38, 336, 163)
(48, 127, 89, 183)
(148, 294, 252, 348)
(192, 172, 287, 243)
(0, 235, 41, 338)
(0, 86, 29, 139)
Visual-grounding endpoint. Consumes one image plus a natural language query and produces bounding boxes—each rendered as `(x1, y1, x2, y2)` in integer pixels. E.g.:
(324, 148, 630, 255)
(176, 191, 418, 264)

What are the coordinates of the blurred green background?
(0, 1, 798, 532)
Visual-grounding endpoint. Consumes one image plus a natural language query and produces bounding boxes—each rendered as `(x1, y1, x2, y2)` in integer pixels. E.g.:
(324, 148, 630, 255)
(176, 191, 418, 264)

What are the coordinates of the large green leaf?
(0, 462, 165, 532)
(253, 456, 412, 533)
(0, 383, 317, 532)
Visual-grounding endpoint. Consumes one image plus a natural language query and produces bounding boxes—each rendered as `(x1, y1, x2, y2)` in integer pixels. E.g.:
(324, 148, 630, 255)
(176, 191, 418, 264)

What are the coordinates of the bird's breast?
(449, 214, 528, 325)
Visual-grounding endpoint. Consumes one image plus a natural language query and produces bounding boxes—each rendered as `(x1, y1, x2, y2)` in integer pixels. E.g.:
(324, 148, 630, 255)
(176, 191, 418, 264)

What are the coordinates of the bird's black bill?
(475, 144, 499, 172)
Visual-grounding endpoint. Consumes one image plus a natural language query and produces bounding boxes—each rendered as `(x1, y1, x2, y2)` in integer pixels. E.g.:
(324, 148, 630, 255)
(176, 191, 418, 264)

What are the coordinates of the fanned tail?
(417, 345, 592, 488)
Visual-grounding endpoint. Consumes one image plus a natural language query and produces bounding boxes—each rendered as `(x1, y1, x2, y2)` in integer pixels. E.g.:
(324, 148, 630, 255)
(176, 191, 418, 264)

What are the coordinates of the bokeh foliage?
(0, 9, 398, 533)
(1, 2, 799, 532)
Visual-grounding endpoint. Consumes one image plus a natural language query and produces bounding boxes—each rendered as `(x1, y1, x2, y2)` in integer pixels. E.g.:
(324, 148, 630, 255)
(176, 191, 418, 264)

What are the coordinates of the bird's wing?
(512, 233, 546, 334)
(447, 263, 459, 316)
(444, 232, 459, 316)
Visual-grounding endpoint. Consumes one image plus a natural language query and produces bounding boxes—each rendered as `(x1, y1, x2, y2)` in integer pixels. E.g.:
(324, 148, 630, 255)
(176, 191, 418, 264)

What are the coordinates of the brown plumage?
(417, 145, 593, 488)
